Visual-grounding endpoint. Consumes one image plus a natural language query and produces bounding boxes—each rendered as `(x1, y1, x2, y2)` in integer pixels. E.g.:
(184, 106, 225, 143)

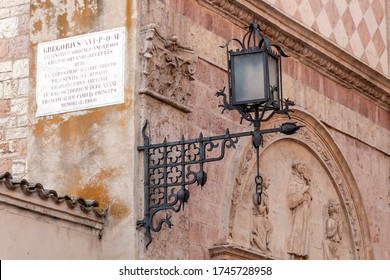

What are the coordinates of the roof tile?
(0, 171, 108, 218)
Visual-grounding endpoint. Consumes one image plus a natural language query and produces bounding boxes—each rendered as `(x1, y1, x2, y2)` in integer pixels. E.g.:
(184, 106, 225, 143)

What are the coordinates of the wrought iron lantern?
(218, 21, 289, 126)
(137, 20, 303, 248)
(228, 22, 283, 108)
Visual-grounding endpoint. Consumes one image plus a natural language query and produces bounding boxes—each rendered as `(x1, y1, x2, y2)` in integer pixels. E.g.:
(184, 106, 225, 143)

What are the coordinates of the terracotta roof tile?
(0, 171, 108, 218)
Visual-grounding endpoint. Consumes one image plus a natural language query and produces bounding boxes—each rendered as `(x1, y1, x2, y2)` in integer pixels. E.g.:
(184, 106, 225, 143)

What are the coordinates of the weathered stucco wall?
(0, 173, 105, 259)
(25, 0, 139, 259)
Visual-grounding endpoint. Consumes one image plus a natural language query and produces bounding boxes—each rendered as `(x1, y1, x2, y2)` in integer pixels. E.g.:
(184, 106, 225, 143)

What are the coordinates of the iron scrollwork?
(137, 122, 244, 247)
(137, 119, 301, 247)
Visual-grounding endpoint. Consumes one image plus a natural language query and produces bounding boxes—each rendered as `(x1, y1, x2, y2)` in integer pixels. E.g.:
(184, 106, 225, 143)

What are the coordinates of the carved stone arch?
(212, 109, 373, 260)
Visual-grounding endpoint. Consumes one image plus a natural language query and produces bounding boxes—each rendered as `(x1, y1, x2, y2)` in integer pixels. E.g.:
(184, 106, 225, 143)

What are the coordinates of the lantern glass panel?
(231, 51, 267, 105)
(268, 54, 279, 104)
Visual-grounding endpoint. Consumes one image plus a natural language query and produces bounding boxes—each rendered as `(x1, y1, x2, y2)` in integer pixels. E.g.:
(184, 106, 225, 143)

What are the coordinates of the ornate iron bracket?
(137, 117, 302, 248)
(137, 19, 303, 248)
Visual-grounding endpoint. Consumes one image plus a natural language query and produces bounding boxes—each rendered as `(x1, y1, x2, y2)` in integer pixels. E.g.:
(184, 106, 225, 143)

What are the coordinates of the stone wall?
(0, 0, 29, 177)
(0, 0, 389, 260)
(137, 0, 390, 260)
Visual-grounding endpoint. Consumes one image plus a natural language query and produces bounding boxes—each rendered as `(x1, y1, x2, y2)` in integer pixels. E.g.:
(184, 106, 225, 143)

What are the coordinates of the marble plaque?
(36, 27, 125, 116)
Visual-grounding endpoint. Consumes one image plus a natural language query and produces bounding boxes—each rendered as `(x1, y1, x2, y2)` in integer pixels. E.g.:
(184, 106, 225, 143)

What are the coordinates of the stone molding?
(197, 0, 390, 111)
(139, 24, 197, 113)
(209, 243, 277, 260)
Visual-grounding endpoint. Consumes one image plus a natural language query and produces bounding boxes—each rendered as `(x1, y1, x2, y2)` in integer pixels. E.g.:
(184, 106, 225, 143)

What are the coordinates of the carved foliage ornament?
(139, 24, 197, 113)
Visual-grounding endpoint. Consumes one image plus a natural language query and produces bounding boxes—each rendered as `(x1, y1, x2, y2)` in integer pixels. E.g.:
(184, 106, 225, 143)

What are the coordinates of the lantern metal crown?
(137, 20, 303, 248)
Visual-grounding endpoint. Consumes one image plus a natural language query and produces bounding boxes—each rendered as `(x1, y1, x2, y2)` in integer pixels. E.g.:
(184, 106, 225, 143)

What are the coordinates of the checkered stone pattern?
(265, 0, 388, 76)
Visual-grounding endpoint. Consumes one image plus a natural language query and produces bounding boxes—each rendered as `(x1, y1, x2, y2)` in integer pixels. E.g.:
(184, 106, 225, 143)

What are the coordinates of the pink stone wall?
(141, 0, 389, 260)
(284, 59, 390, 259)
(284, 58, 389, 130)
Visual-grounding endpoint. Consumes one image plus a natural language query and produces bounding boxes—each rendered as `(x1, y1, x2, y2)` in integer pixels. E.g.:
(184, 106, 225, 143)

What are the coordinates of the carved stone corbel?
(139, 24, 197, 113)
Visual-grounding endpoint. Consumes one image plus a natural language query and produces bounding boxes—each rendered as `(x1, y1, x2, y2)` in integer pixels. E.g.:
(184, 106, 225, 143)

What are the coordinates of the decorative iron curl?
(137, 118, 302, 247)
(137, 122, 246, 248)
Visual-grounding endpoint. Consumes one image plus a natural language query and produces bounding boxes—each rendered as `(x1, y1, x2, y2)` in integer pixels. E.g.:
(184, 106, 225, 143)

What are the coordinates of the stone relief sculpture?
(140, 24, 197, 113)
(225, 113, 371, 259)
(286, 162, 312, 259)
(250, 178, 272, 252)
(323, 200, 343, 260)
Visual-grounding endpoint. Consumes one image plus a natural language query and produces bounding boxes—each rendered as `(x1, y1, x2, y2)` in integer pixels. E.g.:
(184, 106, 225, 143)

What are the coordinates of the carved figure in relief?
(250, 178, 272, 251)
(286, 162, 312, 259)
(323, 200, 343, 260)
